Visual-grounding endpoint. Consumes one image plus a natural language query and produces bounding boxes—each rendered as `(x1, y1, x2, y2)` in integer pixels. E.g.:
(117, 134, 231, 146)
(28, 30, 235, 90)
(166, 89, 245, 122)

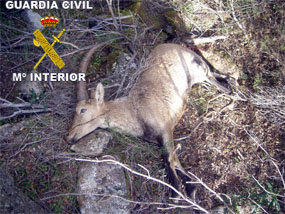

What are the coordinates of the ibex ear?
(95, 83, 104, 104)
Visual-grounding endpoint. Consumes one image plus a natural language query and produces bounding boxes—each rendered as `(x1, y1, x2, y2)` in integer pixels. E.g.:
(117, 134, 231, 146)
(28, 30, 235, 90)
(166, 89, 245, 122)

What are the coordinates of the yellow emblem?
(33, 29, 65, 70)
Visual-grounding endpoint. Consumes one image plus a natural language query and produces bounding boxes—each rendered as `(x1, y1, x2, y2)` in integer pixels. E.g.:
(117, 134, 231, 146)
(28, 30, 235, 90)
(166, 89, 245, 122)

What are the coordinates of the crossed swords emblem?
(33, 28, 65, 70)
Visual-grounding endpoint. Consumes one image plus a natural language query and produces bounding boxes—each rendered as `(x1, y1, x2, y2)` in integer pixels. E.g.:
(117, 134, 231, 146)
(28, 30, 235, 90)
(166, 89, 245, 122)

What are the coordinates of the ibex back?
(67, 43, 230, 196)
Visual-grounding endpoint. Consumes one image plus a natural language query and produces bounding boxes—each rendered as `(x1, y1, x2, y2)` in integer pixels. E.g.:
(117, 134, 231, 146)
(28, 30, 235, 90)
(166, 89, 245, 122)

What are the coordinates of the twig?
(0, 108, 52, 120)
(89, 15, 133, 22)
(8, 56, 40, 71)
(75, 157, 210, 213)
(186, 170, 235, 214)
(40, 192, 194, 209)
(248, 198, 269, 214)
(192, 35, 227, 45)
(0, 23, 33, 36)
(194, 0, 227, 26)
(0, 97, 43, 109)
(61, 41, 80, 49)
(269, 159, 285, 189)
(60, 37, 123, 58)
(117, 0, 122, 31)
(0, 37, 30, 50)
(252, 176, 285, 198)
(243, 127, 274, 159)
(0, 97, 51, 120)
(138, 164, 150, 176)
(229, 0, 249, 40)
(248, 86, 285, 125)
(10, 137, 58, 158)
(106, 0, 119, 31)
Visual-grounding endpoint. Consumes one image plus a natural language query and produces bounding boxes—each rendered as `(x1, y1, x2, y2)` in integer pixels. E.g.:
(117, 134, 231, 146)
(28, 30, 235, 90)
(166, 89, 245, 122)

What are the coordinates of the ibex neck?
(103, 96, 143, 137)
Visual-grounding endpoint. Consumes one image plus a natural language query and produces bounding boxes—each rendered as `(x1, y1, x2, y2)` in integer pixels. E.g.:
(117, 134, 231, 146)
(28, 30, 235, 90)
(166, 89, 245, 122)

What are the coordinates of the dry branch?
(40, 192, 194, 210)
(237, 86, 285, 125)
(186, 171, 235, 214)
(0, 97, 51, 120)
(106, 0, 119, 31)
(75, 157, 210, 213)
(192, 35, 227, 45)
(229, 0, 249, 40)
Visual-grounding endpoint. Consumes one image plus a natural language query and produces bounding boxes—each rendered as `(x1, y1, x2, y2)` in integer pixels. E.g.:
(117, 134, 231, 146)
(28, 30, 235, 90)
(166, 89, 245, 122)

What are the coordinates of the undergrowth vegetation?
(0, 0, 284, 213)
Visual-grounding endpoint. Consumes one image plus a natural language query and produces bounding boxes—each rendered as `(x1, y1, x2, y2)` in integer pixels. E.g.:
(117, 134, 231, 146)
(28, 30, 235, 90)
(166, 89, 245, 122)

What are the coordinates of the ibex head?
(66, 43, 111, 143)
(67, 83, 105, 143)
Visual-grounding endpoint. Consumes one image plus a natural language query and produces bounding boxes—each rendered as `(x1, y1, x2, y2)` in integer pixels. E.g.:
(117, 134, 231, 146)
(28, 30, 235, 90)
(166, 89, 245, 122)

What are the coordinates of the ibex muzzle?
(67, 43, 230, 196)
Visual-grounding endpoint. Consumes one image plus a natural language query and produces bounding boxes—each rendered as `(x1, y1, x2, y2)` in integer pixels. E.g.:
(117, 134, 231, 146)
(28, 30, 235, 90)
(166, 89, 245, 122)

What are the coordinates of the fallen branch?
(0, 97, 51, 120)
(0, 108, 51, 120)
(75, 157, 210, 213)
(40, 192, 194, 210)
(186, 171, 235, 214)
(86, 15, 133, 24)
(0, 97, 44, 109)
(252, 176, 285, 198)
(192, 35, 227, 45)
(60, 36, 124, 58)
(229, 0, 249, 40)
(106, 0, 119, 31)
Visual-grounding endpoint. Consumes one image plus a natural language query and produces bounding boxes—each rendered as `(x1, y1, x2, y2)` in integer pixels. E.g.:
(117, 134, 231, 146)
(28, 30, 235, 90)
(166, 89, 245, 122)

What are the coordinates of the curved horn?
(77, 38, 118, 101)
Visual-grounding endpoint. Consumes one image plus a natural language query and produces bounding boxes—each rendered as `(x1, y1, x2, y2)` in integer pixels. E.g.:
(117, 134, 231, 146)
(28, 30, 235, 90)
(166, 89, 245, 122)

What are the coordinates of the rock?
(237, 205, 262, 214)
(23, 9, 44, 31)
(0, 166, 46, 214)
(210, 206, 227, 214)
(112, 53, 137, 74)
(77, 161, 130, 214)
(164, 10, 187, 36)
(129, 1, 185, 38)
(18, 70, 44, 99)
(71, 130, 112, 155)
(73, 130, 129, 213)
(0, 124, 13, 141)
(0, 120, 30, 141)
(0, 121, 28, 153)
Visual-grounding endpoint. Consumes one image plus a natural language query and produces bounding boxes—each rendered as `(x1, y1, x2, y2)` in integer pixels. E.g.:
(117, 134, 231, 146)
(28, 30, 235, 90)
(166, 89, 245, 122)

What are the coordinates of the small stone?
(18, 70, 44, 99)
(23, 10, 44, 31)
(71, 130, 112, 155)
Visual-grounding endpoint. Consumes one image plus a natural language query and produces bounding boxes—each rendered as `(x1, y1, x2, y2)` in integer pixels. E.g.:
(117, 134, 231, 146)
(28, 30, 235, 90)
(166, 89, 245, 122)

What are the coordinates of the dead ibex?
(67, 42, 230, 196)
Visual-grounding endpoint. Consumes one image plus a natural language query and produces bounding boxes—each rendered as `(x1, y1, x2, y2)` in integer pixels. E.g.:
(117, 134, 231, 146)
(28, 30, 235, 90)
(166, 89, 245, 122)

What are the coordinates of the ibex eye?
(80, 108, 87, 114)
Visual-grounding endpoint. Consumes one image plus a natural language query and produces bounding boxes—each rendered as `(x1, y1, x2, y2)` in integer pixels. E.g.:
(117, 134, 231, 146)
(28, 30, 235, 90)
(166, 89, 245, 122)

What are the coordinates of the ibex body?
(67, 43, 230, 195)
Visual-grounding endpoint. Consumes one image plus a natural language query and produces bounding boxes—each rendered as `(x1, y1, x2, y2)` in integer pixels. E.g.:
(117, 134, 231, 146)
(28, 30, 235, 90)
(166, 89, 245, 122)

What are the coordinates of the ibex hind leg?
(160, 147, 180, 198)
(172, 151, 196, 199)
(158, 132, 195, 198)
(176, 165, 196, 199)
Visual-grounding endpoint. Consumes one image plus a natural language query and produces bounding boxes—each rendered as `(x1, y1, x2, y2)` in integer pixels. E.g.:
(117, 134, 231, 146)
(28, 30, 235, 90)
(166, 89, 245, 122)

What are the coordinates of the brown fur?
(67, 43, 230, 196)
